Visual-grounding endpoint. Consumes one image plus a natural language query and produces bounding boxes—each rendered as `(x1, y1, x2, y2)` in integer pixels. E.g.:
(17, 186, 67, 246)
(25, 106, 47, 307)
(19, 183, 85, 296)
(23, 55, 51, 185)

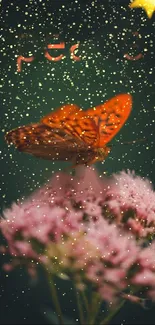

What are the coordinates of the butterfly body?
(5, 94, 132, 166)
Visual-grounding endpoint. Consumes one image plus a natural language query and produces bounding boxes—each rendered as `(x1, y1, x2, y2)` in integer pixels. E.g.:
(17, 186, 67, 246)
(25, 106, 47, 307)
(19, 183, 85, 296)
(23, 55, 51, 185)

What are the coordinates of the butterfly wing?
(5, 94, 132, 164)
(5, 123, 93, 162)
(42, 103, 99, 146)
(41, 103, 82, 128)
(87, 93, 132, 147)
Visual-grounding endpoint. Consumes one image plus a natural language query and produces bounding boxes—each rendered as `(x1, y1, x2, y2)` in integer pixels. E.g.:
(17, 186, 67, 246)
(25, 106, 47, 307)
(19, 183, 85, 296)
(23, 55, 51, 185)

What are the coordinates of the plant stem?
(87, 293, 101, 325)
(47, 272, 64, 325)
(80, 290, 89, 314)
(74, 287, 85, 324)
(99, 300, 125, 325)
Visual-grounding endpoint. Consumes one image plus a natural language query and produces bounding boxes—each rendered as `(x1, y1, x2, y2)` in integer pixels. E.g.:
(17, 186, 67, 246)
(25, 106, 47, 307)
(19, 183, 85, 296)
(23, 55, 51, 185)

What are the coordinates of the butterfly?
(5, 93, 132, 166)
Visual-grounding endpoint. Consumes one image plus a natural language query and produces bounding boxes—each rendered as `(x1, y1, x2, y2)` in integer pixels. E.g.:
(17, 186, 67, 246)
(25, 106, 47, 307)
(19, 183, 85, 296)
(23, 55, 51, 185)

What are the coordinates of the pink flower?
(83, 219, 139, 301)
(131, 243, 155, 292)
(1, 167, 155, 304)
(47, 218, 140, 302)
(46, 217, 155, 303)
(105, 170, 155, 237)
(0, 200, 84, 259)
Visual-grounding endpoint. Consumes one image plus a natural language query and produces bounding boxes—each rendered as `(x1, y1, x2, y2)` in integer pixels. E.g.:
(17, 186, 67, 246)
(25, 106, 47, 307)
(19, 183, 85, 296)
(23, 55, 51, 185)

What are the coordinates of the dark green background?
(0, 0, 155, 323)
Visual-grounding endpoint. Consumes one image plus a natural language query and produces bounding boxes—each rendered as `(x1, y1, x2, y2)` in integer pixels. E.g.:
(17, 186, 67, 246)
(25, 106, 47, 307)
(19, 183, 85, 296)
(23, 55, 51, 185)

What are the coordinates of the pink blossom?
(82, 219, 139, 301)
(0, 200, 84, 260)
(132, 269, 155, 286)
(46, 218, 139, 302)
(1, 167, 155, 304)
(131, 243, 155, 290)
(105, 170, 155, 237)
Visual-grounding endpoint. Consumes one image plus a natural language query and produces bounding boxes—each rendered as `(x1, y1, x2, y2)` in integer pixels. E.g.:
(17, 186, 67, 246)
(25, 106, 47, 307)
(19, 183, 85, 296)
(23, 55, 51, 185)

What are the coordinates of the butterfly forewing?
(42, 103, 99, 146)
(87, 93, 132, 147)
(41, 103, 82, 128)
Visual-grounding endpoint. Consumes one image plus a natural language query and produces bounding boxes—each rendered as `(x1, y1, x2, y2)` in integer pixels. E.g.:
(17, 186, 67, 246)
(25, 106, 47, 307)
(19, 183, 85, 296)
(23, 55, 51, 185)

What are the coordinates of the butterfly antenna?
(108, 138, 147, 147)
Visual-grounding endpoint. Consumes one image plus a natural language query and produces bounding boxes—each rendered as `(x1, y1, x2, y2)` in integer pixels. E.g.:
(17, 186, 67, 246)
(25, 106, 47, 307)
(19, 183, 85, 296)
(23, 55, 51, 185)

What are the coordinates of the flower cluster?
(1, 167, 155, 304)
(104, 170, 155, 237)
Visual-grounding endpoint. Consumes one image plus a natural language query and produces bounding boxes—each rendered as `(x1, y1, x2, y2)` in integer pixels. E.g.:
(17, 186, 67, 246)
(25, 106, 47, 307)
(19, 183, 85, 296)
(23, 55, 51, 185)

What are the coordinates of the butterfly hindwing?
(5, 123, 91, 161)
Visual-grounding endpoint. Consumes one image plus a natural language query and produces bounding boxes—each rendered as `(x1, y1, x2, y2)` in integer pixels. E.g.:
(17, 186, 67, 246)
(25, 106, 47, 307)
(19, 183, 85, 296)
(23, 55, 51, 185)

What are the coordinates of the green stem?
(80, 290, 89, 314)
(74, 288, 85, 325)
(100, 300, 125, 325)
(88, 293, 101, 325)
(47, 272, 64, 325)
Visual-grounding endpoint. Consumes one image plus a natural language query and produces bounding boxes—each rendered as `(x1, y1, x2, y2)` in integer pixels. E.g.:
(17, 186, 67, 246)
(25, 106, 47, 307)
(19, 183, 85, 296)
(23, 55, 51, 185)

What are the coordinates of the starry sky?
(0, 0, 155, 324)
(0, 0, 155, 212)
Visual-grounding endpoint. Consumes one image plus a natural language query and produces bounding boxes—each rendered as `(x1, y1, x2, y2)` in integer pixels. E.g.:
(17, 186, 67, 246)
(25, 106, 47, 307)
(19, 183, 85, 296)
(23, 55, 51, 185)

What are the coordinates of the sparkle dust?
(0, 1, 155, 324)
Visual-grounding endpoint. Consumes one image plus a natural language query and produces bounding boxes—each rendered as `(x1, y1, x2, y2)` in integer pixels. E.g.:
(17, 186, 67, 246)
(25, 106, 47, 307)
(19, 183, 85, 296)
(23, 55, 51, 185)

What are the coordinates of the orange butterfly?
(5, 93, 132, 166)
